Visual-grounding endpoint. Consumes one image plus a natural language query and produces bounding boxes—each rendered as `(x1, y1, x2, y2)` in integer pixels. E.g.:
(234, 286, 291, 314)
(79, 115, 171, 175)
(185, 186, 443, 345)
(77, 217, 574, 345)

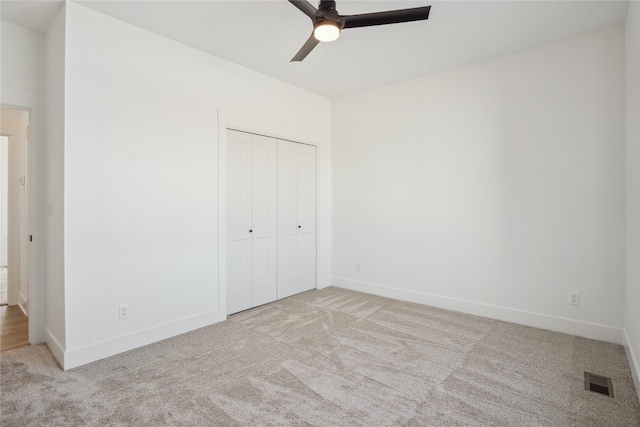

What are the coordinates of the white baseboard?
(17, 301, 28, 318)
(623, 329, 640, 404)
(18, 293, 28, 320)
(45, 327, 65, 369)
(62, 309, 220, 370)
(332, 277, 624, 344)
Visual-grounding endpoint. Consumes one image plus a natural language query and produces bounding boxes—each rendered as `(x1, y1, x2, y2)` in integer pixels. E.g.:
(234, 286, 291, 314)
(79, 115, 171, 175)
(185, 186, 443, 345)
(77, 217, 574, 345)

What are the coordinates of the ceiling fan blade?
(288, 0, 318, 19)
(341, 6, 431, 29)
(291, 34, 320, 62)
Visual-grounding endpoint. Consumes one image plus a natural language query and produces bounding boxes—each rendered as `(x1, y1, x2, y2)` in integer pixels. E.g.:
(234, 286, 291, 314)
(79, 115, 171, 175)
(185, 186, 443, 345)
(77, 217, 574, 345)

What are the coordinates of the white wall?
(1, 21, 45, 94)
(45, 7, 66, 359)
(1, 20, 47, 344)
(332, 27, 625, 343)
(60, 2, 330, 369)
(625, 1, 640, 398)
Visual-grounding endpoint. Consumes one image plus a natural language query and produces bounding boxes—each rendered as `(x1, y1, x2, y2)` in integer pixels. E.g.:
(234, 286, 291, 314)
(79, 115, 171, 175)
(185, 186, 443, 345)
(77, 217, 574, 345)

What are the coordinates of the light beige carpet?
(1, 287, 639, 426)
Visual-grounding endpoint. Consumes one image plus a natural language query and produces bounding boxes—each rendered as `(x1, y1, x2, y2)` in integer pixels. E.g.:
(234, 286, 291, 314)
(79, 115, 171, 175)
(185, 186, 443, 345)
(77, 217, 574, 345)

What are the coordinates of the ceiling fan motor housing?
(318, 1, 337, 13)
(316, 0, 343, 28)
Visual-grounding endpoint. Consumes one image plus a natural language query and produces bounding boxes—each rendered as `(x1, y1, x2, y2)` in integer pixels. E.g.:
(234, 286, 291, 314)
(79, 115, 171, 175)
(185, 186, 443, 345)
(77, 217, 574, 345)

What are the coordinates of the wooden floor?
(0, 305, 29, 351)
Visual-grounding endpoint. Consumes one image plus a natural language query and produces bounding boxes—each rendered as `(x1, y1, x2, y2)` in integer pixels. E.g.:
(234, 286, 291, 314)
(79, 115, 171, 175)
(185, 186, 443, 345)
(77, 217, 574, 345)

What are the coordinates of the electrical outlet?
(569, 292, 580, 306)
(356, 262, 362, 273)
(119, 304, 129, 320)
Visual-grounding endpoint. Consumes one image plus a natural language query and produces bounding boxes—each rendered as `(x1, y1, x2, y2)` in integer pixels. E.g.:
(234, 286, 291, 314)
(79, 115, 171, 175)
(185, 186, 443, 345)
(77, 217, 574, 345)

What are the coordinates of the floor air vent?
(584, 372, 614, 397)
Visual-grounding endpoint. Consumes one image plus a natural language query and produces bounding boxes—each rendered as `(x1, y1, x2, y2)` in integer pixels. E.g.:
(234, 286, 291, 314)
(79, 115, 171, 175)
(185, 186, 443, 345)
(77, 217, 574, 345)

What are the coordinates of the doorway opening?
(0, 106, 30, 351)
(1, 135, 7, 305)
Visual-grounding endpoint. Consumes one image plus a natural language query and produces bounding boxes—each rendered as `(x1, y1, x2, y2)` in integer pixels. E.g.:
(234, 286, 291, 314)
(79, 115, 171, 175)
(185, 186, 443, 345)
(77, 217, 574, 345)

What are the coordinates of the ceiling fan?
(288, 0, 431, 62)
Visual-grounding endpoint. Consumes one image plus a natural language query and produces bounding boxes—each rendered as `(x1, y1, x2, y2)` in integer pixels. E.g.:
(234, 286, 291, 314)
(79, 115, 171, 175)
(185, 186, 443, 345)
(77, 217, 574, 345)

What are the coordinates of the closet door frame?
(218, 111, 322, 320)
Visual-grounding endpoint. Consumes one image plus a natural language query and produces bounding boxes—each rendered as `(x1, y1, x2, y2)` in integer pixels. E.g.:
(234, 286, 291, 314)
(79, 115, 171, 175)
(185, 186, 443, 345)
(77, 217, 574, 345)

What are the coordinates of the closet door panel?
(277, 140, 300, 299)
(277, 141, 317, 299)
(277, 141, 298, 231)
(227, 130, 253, 314)
(296, 144, 317, 292)
(251, 135, 277, 307)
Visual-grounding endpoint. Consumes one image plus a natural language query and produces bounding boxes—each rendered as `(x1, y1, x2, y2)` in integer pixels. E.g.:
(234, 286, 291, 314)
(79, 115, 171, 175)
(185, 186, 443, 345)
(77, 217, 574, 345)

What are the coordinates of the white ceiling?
(1, 0, 630, 98)
(0, 0, 64, 33)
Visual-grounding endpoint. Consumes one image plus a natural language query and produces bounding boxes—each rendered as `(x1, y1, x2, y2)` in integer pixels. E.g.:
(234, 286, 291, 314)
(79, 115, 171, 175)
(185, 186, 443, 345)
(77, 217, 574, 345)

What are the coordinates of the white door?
(250, 135, 277, 307)
(277, 140, 317, 299)
(227, 130, 277, 315)
(296, 143, 317, 293)
(227, 130, 252, 314)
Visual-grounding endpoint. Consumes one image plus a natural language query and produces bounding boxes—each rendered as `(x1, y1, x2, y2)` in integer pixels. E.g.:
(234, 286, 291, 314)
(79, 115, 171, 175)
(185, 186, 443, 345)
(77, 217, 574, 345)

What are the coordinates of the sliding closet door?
(227, 130, 277, 314)
(277, 140, 317, 299)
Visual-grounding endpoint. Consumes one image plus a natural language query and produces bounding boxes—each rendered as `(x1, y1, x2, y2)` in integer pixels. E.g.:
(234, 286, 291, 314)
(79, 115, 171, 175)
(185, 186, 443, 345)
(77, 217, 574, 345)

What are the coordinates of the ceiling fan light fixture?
(289, 0, 431, 62)
(313, 21, 340, 42)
